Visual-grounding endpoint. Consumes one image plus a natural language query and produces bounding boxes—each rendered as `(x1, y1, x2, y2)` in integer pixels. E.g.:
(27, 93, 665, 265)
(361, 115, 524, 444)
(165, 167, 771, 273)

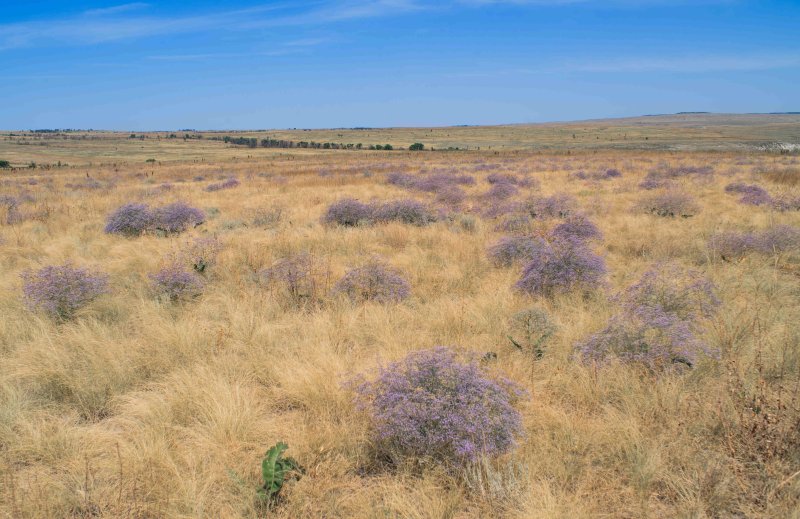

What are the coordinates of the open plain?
(2, 117, 800, 518)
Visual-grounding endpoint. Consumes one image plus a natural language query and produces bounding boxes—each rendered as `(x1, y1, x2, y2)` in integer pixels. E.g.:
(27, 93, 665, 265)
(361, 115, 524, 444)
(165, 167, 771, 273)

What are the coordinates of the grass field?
(3, 113, 800, 167)
(2, 119, 800, 517)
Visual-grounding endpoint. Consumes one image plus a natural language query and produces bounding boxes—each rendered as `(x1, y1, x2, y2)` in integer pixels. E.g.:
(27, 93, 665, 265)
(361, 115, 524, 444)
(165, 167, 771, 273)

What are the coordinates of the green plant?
(409, 142, 424, 151)
(0, 160, 10, 168)
(507, 308, 556, 359)
(257, 442, 301, 504)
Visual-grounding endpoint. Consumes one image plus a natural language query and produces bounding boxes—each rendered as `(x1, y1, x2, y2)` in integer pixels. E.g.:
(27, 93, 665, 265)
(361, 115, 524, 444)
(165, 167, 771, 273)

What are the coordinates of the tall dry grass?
(1, 150, 800, 517)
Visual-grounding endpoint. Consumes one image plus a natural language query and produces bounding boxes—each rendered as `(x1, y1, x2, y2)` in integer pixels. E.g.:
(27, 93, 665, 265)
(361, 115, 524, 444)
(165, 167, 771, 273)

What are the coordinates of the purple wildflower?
(104, 203, 155, 236)
(205, 177, 240, 192)
(322, 198, 373, 227)
(638, 190, 699, 218)
(515, 237, 606, 296)
(372, 199, 436, 226)
(549, 214, 602, 242)
(353, 346, 525, 466)
(149, 263, 205, 301)
(21, 263, 109, 320)
(154, 202, 205, 234)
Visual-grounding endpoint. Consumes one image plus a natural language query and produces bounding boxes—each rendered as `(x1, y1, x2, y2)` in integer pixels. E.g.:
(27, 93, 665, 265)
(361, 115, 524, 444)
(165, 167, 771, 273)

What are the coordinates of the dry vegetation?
(2, 139, 800, 518)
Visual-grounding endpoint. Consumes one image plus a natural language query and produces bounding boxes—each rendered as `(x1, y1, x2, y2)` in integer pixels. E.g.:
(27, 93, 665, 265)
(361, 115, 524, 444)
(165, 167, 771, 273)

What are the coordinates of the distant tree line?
(214, 135, 399, 151)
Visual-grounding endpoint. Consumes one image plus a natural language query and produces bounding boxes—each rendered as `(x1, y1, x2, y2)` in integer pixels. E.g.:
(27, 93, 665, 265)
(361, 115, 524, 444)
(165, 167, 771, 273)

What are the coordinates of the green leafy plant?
(507, 307, 556, 359)
(257, 442, 301, 504)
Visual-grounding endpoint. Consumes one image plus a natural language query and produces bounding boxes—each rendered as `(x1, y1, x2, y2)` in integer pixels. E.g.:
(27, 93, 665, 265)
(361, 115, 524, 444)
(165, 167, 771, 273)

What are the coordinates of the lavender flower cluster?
(708, 225, 800, 260)
(515, 237, 606, 296)
(21, 263, 109, 320)
(205, 177, 240, 192)
(724, 182, 773, 206)
(322, 198, 437, 227)
(487, 235, 547, 267)
(333, 260, 410, 303)
(577, 263, 720, 370)
(104, 202, 205, 236)
(149, 263, 205, 301)
(353, 346, 525, 466)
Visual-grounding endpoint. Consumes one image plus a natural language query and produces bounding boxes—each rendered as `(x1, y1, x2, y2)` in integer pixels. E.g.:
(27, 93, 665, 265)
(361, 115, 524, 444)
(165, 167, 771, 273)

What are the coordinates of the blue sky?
(1, 0, 798, 130)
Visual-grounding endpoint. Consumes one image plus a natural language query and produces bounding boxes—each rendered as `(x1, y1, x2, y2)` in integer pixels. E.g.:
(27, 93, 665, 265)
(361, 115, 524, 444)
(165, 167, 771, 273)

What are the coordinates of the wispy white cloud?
(0, 1, 424, 51)
(563, 54, 800, 72)
(84, 3, 150, 16)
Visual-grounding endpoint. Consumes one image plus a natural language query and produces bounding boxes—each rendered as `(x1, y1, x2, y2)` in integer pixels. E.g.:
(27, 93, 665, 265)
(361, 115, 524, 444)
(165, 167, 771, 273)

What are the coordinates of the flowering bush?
(353, 346, 525, 466)
(322, 198, 373, 227)
(435, 186, 467, 206)
(494, 214, 533, 234)
(21, 263, 109, 320)
(549, 214, 602, 242)
(725, 183, 773, 206)
(708, 225, 800, 260)
(637, 191, 699, 218)
(182, 236, 223, 274)
(483, 182, 519, 201)
(577, 263, 720, 370)
(515, 237, 606, 296)
(372, 199, 436, 226)
(333, 260, 410, 303)
(149, 263, 205, 301)
(487, 235, 547, 267)
(154, 202, 205, 234)
(104, 203, 155, 236)
(205, 177, 240, 192)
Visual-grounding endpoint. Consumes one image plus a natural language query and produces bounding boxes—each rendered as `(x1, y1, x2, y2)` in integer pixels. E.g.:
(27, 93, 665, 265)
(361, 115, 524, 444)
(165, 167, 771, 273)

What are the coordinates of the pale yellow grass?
(1, 150, 799, 517)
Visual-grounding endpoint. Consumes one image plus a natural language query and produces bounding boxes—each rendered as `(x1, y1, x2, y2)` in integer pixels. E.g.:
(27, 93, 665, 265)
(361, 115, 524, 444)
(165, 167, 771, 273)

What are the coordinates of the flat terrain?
(1, 122, 800, 517)
(2, 113, 799, 167)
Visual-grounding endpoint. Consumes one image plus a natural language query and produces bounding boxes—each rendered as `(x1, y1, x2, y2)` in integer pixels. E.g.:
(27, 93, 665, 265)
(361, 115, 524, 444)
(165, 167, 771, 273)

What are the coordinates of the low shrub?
(353, 346, 525, 466)
(487, 235, 547, 267)
(577, 263, 720, 370)
(333, 260, 410, 303)
(154, 202, 205, 234)
(104, 203, 155, 236)
(21, 263, 109, 320)
(205, 177, 240, 192)
(149, 263, 205, 301)
(322, 198, 373, 227)
(372, 199, 436, 226)
(515, 237, 606, 296)
(549, 214, 602, 242)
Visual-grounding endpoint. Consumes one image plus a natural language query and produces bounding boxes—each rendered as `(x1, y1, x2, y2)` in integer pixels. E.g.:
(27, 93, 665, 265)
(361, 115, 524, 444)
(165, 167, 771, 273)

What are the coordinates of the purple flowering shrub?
(637, 190, 699, 218)
(205, 177, 240, 192)
(708, 225, 800, 260)
(333, 260, 410, 303)
(21, 263, 109, 320)
(104, 203, 155, 236)
(105, 202, 204, 236)
(724, 183, 773, 206)
(154, 202, 205, 234)
(577, 263, 720, 370)
(372, 199, 437, 226)
(515, 237, 606, 296)
(487, 236, 547, 267)
(149, 263, 205, 301)
(483, 182, 520, 201)
(353, 347, 525, 466)
(435, 186, 467, 207)
(549, 214, 602, 242)
(322, 198, 373, 227)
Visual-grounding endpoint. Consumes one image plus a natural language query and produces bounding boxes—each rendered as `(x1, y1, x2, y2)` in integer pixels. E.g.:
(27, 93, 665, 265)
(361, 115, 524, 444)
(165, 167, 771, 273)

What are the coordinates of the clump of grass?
(333, 260, 410, 303)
